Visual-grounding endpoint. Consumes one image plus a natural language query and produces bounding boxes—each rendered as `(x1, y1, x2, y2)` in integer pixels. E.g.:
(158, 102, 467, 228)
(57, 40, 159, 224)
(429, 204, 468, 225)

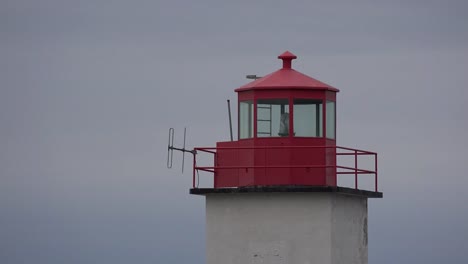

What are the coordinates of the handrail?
(192, 145, 378, 192)
(194, 145, 376, 154)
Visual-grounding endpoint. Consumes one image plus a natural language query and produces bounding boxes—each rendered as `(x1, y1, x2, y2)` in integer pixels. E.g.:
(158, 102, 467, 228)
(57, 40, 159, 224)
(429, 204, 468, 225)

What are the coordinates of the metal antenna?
(182, 127, 186, 173)
(227, 100, 233, 141)
(166, 127, 196, 174)
(167, 128, 175, 168)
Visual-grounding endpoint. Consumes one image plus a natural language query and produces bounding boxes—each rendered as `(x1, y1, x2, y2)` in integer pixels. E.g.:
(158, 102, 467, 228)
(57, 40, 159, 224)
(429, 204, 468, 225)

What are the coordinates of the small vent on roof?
(278, 51, 297, 69)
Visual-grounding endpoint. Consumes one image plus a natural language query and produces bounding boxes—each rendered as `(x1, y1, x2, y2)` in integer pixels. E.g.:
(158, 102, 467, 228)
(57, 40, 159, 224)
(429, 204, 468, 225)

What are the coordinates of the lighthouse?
(189, 52, 382, 264)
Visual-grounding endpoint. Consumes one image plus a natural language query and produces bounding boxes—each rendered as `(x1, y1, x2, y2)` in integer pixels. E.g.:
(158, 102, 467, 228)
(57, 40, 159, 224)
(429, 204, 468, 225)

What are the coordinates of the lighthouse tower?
(190, 52, 382, 264)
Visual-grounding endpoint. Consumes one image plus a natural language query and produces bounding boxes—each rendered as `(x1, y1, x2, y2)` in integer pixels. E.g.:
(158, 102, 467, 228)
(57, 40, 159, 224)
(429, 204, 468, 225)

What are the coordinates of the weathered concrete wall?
(205, 192, 367, 264)
(331, 194, 368, 264)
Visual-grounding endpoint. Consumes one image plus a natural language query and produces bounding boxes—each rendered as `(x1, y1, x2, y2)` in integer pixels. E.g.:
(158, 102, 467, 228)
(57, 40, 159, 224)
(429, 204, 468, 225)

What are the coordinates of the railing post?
(264, 147, 267, 183)
(375, 153, 378, 192)
(334, 146, 337, 186)
(193, 151, 196, 188)
(354, 150, 358, 189)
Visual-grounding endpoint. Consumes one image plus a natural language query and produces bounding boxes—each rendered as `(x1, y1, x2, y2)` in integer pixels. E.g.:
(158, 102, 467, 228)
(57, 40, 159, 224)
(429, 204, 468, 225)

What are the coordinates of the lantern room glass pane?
(326, 100, 336, 139)
(293, 99, 323, 137)
(257, 99, 289, 137)
(239, 101, 253, 139)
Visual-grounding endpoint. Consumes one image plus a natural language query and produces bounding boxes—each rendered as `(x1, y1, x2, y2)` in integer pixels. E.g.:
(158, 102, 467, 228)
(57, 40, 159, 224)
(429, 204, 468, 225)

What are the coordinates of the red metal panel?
(325, 139, 337, 186)
(214, 137, 337, 187)
(256, 139, 291, 185)
(215, 141, 239, 187)
(237, 140, 255, 186)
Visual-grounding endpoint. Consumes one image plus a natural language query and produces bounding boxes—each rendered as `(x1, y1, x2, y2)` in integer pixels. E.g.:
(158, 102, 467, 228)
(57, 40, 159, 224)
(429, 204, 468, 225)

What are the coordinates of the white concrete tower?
(188, 51, 382, 264)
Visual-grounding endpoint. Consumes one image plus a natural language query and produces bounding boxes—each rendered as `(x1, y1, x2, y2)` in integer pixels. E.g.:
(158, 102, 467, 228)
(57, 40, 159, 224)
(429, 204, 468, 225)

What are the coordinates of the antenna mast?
(167, 127, 196, 173)
(227, 100, 233, 141)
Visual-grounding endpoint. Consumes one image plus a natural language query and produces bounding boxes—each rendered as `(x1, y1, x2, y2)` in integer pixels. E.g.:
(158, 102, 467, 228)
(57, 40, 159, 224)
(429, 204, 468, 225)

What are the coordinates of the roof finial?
(278, 51, 297, 69)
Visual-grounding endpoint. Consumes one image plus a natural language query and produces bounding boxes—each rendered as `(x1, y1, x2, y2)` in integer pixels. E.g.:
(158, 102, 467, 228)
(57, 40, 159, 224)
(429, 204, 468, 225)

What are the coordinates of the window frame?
(326, 100, 336, 139)
(238, 100, 254, 139)
(256, 98, 290, 138)
(293, 98, 324, 138)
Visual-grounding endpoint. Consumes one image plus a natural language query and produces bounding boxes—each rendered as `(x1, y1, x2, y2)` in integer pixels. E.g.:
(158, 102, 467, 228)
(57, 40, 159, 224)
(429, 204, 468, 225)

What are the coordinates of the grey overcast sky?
(1, 0, 467, 263)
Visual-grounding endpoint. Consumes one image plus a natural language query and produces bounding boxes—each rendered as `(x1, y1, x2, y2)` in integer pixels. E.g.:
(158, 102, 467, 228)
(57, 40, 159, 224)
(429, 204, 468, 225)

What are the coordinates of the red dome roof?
(235, 51, 339, 92)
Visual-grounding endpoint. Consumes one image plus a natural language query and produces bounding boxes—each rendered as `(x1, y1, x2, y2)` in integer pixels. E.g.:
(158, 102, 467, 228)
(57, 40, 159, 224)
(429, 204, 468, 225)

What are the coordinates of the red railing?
(192, 146, 378, 192)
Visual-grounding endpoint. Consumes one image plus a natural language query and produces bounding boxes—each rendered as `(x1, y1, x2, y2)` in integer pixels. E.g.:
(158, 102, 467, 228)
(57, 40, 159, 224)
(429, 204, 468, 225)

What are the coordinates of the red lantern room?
(192, 51, 378, 191)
